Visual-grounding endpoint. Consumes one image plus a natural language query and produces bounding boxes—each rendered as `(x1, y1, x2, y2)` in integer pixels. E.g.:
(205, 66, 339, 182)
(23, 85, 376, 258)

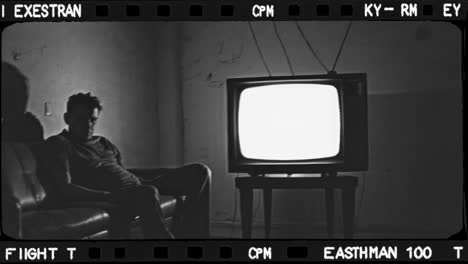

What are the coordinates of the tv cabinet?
(235, 175, 358, 238)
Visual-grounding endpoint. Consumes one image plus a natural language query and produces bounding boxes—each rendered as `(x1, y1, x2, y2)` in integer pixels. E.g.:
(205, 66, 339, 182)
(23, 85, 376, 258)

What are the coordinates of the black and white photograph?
(1, 21, 463, 240)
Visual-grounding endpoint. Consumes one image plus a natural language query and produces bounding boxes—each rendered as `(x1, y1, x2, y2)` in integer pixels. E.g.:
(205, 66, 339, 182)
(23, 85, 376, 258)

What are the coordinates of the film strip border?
(1, 240, 468, 261)
(0, 0, 466, 21)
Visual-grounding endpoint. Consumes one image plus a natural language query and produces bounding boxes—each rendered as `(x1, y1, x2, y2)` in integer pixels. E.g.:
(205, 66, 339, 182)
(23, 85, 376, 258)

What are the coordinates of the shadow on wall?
(1, 61, 44, 142)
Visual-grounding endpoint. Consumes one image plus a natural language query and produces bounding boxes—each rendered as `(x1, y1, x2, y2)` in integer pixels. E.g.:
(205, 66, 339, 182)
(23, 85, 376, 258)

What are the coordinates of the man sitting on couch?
(43, 92, 211, 239)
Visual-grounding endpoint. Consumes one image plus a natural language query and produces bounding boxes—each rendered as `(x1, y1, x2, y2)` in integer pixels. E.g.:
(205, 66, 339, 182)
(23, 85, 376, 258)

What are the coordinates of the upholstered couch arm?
(1, 196, 23, 239)
(126, 167, 187, 204)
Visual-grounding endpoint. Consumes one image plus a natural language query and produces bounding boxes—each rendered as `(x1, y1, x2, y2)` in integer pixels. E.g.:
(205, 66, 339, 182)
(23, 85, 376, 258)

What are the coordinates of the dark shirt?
(44, 130, 142, 195)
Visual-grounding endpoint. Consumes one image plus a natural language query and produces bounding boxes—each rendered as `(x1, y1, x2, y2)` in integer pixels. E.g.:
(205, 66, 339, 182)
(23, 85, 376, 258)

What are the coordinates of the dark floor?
(210, 222, 455, 239)
(130, 221, 458, 239)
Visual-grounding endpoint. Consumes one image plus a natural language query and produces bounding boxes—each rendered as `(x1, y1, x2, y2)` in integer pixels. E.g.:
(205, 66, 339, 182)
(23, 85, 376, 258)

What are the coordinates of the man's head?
(64, 92, 103, 141)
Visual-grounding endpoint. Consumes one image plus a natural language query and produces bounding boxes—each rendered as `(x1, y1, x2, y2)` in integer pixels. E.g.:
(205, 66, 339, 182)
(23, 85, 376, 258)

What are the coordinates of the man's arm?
(105, 138, 145, 187)
(43, 137, 111, 202)
(61, 182, 111, 202)
(107, 138, 127, 170)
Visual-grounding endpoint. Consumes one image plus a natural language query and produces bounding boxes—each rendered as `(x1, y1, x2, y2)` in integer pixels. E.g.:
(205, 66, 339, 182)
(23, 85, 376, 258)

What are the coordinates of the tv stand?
(235, 174, 358, 239)
(248, 173, 265, 177)
(322, 171, 337, 178)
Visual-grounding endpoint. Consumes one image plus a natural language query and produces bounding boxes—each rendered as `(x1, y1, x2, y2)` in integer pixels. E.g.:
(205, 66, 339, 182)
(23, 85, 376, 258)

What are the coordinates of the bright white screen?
(238, 84, 341, 160)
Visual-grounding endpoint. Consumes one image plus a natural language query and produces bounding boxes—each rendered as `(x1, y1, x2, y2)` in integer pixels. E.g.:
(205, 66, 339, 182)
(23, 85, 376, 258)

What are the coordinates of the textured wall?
(180, 21, 463, 237)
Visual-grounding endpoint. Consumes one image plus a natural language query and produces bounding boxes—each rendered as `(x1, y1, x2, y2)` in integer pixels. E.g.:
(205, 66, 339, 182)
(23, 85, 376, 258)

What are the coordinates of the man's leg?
(114, 185, 174, 239)
(63, 201, 132, 239)
(146, 163, 211, 239)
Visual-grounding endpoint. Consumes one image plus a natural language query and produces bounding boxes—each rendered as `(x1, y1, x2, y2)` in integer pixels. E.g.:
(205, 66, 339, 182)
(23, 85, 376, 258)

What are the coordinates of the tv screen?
(227, 73, 368, 174)
(238, 83, 341, 160)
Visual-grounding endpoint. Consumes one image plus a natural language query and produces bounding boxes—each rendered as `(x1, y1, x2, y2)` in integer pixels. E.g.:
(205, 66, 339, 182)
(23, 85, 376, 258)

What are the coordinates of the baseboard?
(211, 220, 326, 230)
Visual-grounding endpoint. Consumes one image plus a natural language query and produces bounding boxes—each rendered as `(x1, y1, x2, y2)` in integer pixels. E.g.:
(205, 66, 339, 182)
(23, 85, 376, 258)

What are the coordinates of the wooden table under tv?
(235, 175, 358, 239)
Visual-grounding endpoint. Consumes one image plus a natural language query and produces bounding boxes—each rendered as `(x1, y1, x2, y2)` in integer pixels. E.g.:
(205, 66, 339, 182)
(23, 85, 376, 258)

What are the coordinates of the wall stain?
(208, 81, 224, 89)
(183, 72, 202, 83)
(218, 43, 244, 64)
(11, 50, 21, 61)
(11, 45, 47, 61)
(206, 72, 213, 81)
(217, 41, 225, 55)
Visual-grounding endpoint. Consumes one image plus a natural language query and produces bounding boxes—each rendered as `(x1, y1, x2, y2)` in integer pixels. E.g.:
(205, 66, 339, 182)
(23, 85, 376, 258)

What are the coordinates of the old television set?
(227, 73, 368, 175)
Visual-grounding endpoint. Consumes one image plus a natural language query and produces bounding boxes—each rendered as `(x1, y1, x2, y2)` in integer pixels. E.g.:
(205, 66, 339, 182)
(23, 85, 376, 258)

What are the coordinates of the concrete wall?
(180, 21, 463, 237)
(2, 22, 184, 168)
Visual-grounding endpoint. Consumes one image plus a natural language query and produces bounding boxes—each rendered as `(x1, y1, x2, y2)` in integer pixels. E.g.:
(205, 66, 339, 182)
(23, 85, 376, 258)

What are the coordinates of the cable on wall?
(294, 21, 330, 73)
(332, 21, 353, 72)
(249, 21, 353, 76)
(248, 22, 272, 77)
(272, 21, 295, 75)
